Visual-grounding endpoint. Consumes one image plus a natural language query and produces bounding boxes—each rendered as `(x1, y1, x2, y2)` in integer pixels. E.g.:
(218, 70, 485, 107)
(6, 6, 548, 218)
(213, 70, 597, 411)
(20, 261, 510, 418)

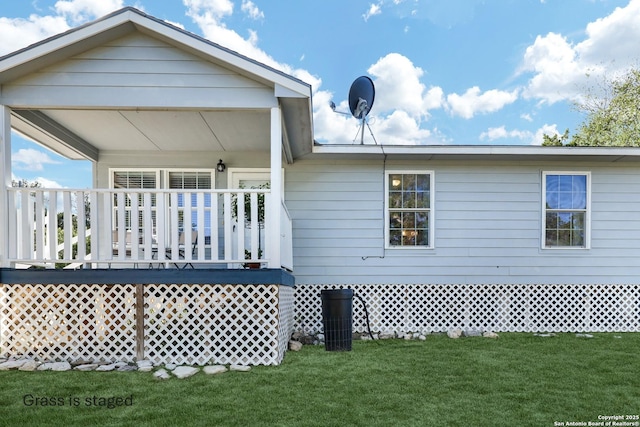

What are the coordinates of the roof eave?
(311, 143, 640, 162)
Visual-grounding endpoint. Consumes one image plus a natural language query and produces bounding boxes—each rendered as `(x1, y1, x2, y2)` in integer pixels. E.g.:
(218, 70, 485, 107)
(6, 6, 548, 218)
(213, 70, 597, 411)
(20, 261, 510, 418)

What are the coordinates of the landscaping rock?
(418, 334, 427, 341)
(172, 366, 199, 379)
(288, 340, 303, 351)
(379, 332, 395, 340)
(117, 365, 137, 372)
(483, 331, 499, 339)
(38, 362, 71, 371)
(136, 360, 154, 372)
(74, 364, 99, 371)
(463, 329, 482, 337)
(154, 369, 171, 380)
(70, 359, 94, 367)
(404, 333, 413, 340)
(203, 365, 227, 375)
(533, 333, 556, 337)
(447, 328, 462, 339)
(576, 333, 594, 338)
(230, 364, 251, 372)
(165, 363, 177, 371)
(0, 359, 28, 370)
(95, 363, 117, 372)
(18, 360, 39, 371)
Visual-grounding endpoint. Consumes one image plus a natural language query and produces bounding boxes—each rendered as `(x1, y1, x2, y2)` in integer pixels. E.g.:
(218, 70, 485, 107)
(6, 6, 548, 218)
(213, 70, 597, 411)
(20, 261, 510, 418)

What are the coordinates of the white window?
(166, 170, 214, 240)
(385, 171, 434, 248)
(110, 169, 215, 241)
(110, 169, 160, 232)
(542, 172, 590, 249)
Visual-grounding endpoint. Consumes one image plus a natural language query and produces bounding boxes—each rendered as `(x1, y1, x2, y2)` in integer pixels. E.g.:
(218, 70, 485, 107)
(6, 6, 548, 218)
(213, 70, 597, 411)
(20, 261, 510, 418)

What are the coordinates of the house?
(0, 8, 638, 366)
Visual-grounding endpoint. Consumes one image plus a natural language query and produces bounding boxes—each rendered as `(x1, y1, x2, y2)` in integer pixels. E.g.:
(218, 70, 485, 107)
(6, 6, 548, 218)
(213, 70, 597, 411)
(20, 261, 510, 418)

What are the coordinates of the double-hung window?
(111, 169, 159, 233)
(167, 170, 214, 242)
(542, 172, 590, 249)
(386, 171, 434, 248)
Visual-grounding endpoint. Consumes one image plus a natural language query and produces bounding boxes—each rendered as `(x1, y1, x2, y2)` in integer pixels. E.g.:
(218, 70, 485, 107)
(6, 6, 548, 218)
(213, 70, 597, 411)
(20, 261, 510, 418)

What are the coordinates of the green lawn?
(1, 333, 638, 427)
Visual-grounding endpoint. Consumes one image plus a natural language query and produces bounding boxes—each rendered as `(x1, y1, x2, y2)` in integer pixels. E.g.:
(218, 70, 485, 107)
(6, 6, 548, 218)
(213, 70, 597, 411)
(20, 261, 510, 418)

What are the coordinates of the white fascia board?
(311, 143, 640, 160)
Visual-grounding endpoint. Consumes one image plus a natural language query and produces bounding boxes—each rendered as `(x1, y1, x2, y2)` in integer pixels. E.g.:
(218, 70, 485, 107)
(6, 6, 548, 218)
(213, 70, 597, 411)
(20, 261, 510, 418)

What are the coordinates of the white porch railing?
(6, 187, 293, 269)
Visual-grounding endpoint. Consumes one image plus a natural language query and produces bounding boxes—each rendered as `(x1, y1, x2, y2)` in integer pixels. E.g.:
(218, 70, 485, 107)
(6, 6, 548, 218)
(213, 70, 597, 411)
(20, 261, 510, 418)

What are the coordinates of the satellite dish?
(348, 76, 375, 119)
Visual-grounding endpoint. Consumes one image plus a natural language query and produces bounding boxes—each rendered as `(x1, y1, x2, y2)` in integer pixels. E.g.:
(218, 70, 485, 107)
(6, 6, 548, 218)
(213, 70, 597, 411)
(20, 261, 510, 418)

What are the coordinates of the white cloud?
(479, 123, 558, 145)
(0, 0, 129, 55)
(183, 0, 321, 93)
(367, 53, 444, 119)
(241, 0, 264, 20)
(479, 126, 531, 142)
(520, 0, 640, 104)
(532, 123, 560, 145)
(363, 3, 382, 21)
(447, 86, 519, 119)
(12, 148, 61, 171)
(33, 177, 65, 188)
(520, 113, 533, 122)
(54, 0, 124, 24)
(370, 110, 440, 145)
(0, 15, 70, 55)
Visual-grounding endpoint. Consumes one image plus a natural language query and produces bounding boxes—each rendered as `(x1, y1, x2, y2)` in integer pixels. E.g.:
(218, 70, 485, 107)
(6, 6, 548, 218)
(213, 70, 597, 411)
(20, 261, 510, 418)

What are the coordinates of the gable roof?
(0, 7, 313, 161)
(0, 7, 310, 94)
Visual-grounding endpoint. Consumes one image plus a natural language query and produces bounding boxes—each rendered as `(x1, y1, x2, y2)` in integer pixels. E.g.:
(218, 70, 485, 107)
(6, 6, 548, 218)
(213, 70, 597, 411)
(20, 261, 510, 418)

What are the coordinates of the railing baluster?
(63, 192, 72, 260)
(47, 193, 57, 262)
(130, 191, 140, 262)
(34, 191, 44, 261)
(210, 193, 218, 261)
(223, 193, 232, 262)
(197, 192, 205, 261)
(77, 191, 86, 262)
(170, 192, 179, 262)
(250, 192, 259, 260)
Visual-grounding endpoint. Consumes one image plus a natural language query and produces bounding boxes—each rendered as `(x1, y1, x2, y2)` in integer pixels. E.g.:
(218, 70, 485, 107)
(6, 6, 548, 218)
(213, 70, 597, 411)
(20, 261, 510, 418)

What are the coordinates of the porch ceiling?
(12, 107, 273, 160)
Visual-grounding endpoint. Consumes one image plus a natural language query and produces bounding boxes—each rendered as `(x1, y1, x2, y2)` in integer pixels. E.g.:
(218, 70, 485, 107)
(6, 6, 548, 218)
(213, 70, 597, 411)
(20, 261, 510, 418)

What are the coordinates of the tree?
(543, 68, 640, 147)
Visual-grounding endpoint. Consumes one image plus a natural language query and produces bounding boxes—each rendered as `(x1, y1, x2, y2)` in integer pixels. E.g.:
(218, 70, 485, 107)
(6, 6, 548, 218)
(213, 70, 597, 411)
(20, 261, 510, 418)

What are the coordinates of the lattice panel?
(144, 284, 281, 366)
(294, 284, 640, 334)
(294, 284, 406, 334)
(0, 284, 136, 362)
(275, 285, 294, 364)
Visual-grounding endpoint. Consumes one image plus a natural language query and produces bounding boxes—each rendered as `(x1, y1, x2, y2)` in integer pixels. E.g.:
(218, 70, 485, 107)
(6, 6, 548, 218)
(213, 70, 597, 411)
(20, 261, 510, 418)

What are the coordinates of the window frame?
(109, 167, 216, 237)
(384, 170, 435, 250)
(541, 171, 591, 250)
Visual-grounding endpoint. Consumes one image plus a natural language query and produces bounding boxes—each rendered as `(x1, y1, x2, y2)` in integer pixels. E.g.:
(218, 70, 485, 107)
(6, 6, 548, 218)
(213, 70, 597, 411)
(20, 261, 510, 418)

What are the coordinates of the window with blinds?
(167, 171, 214, 241)
(111, 170, 159, 232)
(113, 171, 157, 189)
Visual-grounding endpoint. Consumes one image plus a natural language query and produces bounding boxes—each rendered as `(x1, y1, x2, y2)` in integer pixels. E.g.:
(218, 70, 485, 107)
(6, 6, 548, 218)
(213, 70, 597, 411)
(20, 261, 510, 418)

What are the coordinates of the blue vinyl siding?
(285, 159, 640, 285)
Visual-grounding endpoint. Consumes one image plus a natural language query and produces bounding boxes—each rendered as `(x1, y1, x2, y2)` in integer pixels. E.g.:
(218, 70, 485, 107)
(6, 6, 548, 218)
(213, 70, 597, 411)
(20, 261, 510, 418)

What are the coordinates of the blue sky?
(1, 0, 639, 188)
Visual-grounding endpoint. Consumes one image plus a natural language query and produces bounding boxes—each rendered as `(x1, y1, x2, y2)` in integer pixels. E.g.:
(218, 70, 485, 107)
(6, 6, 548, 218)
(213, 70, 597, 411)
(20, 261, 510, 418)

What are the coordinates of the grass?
(1, 333, 639, 427)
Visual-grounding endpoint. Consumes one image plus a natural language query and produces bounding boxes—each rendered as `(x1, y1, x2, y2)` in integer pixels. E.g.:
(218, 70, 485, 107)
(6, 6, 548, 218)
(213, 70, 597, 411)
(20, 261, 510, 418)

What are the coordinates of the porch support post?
(0, 105, 10, 268)
(268, 106, 282, 269)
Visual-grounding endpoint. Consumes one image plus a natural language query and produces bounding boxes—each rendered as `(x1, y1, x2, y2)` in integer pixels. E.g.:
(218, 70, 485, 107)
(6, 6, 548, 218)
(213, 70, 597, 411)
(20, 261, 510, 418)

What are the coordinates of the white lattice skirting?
(294, 284, 640, 334)
(0, 284, 294, 365)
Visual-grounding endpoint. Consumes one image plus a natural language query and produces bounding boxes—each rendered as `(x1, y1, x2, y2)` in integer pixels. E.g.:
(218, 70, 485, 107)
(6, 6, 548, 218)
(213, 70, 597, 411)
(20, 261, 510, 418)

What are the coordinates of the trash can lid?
(320, 288, 354, 299)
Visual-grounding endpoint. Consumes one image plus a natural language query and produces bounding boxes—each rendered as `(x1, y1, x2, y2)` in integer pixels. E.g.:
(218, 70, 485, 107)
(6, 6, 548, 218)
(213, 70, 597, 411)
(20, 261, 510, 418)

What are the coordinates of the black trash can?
(321, 288, 354, 351)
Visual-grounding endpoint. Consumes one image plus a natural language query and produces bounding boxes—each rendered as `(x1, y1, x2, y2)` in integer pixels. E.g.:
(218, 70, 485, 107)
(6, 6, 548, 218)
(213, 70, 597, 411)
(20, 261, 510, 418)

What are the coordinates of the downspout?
(0, 105, 11, 268)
